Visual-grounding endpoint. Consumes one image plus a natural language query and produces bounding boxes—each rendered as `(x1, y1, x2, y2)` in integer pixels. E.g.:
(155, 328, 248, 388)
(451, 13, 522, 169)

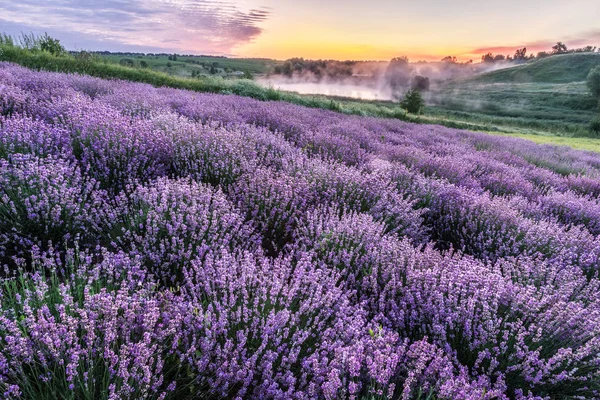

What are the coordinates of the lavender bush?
(1, 62, 600, 399)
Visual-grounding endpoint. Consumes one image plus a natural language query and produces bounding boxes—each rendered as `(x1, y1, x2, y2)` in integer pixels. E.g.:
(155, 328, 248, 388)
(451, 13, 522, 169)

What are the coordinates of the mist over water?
(257, 60, 519, 101)
(258, 79, 395, 100)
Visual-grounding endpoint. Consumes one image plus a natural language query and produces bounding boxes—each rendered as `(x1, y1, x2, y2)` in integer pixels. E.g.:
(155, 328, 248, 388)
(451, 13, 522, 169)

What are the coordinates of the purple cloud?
(0, 0, 271, 54)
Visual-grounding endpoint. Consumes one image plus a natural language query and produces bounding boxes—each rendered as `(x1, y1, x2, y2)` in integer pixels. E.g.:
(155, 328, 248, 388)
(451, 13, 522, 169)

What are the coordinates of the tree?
(385, 56, 412, 90)
(400, 89, 425, 114)
(411, 75, 430, 91)
(588, 66, 600, 99)
(119, 58, 134, 67)
(38, 33, 65, 56)
(481, 53, 495, 63)
(140, 60, 148, 68)
(441, 56, 457, 63)
(552, 42, 568, 54)
(514, 47, 527, 62)
(172, 53, 178, 61)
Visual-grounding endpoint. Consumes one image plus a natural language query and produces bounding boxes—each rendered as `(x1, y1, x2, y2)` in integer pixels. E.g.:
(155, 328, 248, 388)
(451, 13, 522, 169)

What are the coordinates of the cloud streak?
(0, 0, 271, 54)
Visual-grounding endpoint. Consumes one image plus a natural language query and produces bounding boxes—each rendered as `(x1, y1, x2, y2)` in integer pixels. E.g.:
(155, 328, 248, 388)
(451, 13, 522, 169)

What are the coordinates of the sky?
(1, 0, 599, 61)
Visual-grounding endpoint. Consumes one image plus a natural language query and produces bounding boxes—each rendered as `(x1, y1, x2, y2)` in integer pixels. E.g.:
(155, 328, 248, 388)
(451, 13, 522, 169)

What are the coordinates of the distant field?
(98, 53, 276, 78)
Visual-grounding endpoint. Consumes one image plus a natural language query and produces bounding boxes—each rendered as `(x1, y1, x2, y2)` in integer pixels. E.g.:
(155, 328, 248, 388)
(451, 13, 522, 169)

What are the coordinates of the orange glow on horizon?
(236, 39, 483, 62)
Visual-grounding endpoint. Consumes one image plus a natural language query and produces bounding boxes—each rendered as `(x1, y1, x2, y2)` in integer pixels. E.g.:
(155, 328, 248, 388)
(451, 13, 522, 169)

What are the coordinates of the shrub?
(400, 89, 425, 114)
(587, 66, 600, 99)
(112, 177, 257, 284)
(119, 58, 134, 67)
(0, 249, 186, 399)
(38, 33, 66, 56)
(0, 155, 111, 267)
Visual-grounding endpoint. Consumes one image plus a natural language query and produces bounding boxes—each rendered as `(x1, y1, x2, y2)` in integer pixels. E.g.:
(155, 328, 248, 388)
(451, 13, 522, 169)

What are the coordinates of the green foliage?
(400, 89, 425, 114)
(588, 66, 600, 99)
(119, 58, 134, 67)
(38, 33, 66, 56)
(7, 32, 66, 56)
(140, 60, 148, 68)
(590, 116, 600, 135)
(0, 33, 14, 47)
(552, 42, 568, 54)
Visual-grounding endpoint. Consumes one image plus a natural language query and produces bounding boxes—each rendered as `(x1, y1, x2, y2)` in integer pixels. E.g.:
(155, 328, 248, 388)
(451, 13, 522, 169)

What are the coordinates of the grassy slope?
(470, 53, 600, 84)
(429, 53, 600, 137)
(98, 54, 276, 77)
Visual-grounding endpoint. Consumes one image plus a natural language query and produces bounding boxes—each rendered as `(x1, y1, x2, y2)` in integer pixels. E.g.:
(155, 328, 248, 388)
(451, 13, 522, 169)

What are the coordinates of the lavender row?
(1, 63, 600, 398)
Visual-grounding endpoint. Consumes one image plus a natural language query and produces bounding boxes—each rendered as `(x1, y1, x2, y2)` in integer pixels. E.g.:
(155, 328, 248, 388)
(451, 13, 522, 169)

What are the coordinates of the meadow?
(97, 53, 275, 78)
(428, 53, 600, 138)
(2, 37, 600, 153)
(1, 62, 600, 399)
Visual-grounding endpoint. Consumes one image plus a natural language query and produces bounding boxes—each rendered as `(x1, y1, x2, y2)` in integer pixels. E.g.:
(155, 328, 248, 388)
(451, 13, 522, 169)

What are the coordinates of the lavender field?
(0, 62, 599, 399)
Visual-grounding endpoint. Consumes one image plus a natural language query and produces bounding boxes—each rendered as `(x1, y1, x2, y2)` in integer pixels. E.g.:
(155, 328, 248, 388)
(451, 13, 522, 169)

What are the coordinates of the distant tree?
(119, 58, 134, 67)
(75, 51, 94, 63)
(494, 54, 506, 61)
(400, 89, 425, 114)
(167, 62, 172, 68)
(481, 53, 495, 63)
(140, 60, 148, 68)
(588, 66, 600, 99)
(243, 70, 254, 80)
(441, 56, 457, 63)
(172, 53, 178, 61)
(168, 55, 173, 61)
(514, 47, 527, 62)
(537, 51, 550, 59)
(280, 61, 293, 77)
(385, 56, 412, 90)
(210, 65, 217, 74)
(411, 75, 430, 91)
(552, 42, 568, 54)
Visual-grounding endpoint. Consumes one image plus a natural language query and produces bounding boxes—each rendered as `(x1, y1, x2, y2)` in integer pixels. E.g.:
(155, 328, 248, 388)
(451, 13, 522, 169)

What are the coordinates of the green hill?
(429, 53, 600, 136)
(470, 53, 600, 84)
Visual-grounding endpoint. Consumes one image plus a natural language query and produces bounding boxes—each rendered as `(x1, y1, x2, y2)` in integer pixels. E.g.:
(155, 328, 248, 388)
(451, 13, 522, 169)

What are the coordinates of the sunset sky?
(1, 0, 599, 61)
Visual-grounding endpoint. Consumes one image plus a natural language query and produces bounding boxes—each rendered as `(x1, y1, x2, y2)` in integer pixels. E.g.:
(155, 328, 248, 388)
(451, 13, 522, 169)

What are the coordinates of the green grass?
(469, 53, 600, 84)
(98, 53, 276, 78)
(487, 131, 600, 152)
(428, 53, 600, 137)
